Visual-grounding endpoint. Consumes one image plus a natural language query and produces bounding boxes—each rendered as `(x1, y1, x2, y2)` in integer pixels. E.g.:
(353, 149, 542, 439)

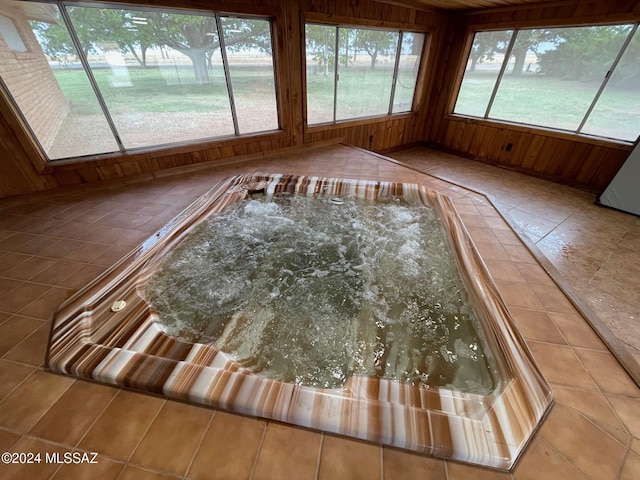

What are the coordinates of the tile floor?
(0, 143, 638, 479)
(389, 146, 640, 376)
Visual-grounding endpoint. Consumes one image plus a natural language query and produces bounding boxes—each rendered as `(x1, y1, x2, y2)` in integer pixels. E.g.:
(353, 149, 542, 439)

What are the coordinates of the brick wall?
(0, 2, 69, 152)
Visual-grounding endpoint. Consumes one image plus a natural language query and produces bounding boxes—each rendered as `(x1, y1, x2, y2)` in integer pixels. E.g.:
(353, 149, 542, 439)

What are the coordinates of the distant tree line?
(468, 26, 639, 88)
(31, 6, 272, 85)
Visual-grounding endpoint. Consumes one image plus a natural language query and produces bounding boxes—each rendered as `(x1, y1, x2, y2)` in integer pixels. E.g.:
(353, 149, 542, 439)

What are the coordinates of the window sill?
(306, 112, 418, 133)
(445, 114, 635, 150)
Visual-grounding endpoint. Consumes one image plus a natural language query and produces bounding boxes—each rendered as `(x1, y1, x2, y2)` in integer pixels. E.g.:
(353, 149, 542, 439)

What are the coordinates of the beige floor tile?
(0, 360, 35, 400)
(3, 257, 59, 282)
(50, 456, 124, 480)
(509, 308, 566, 344)
(78, 390, 164, 461)
(551, 386, 622, 428)
(252, 422, 321, 480)
(0, 278, 21, 299)
(446, 460, 513, 479)
(58, 265, 106, 290)
(87, 246, 131, 267)
(503, 244, 538, 264)
(0, 428, 21, 451)
(318, 435, 381, 480)
(0, 252, 31, 272)
(514, 262, 555, 286)
(494, 281, 544, 310)
(3, 323, 50, 367)
(620, 451, 640, 480)
(4, 436, 68, 480)
(484, 259, 525, 283)
(29, 380, 118, 446)
(0, 370, 74, 432)
(0, 316, 43, 357)
(606, 395, 640, 439)
(0, 283, 51, 315)
(188, 411, 266, 480)
(17, 287, 74, 320)
(466, 226, 501, 244)
(527, 342, 597, 390)
(383, 447, 446, 480)
(118, 465, 180, 480)
(574, 349, 639, 397)
(632, 438, 640, 456)
(29, 261, 83, 286)
(531, 285, 578, 315)
(549, 313, 607, 350)
(130, 400, 213, 476)
(539, 404, 627, 480)
(473, 241, 512, 261)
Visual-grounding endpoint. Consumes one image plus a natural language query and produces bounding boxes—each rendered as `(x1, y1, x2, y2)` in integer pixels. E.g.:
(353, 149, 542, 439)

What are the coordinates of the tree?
(538, 25, 633, 83)
(148, 13, 270, 85)
(509, 29, 559, 76)
(467, 31, 511, 72)
(33, 6, 272, 84)
(356, 29, 398, 70)
(305, 24, 336, 76)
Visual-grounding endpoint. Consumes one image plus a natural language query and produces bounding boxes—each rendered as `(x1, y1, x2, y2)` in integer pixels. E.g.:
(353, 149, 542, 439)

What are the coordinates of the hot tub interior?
(46, 173, 553, 471)
(145, 192, 498, 392)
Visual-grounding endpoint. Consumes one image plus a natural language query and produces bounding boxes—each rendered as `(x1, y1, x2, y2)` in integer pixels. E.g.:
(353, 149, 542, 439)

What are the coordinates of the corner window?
(0, 1, 279, 161)
(305, 23, 425, 125)
(454, 24, 640, 142)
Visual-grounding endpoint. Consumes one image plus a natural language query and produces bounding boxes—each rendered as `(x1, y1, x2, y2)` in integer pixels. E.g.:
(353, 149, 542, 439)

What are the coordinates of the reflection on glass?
(222, 17, 279, 134)
(582, 28, 640, 141)
(68, 6, 235, 149)
(305, 24, 336, 125)
(336, 27, 398, 120)
(454, 30, 513, 117)
(392, 32, 424, 113)
(491, 26, 631, 131)
(0, 1, 119, 159)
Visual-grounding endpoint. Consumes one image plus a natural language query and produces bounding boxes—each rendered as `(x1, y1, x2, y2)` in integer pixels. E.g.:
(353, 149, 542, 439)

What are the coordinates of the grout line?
(314, 433, 324, 480)
(248, 419, 269, 480)
(184, 409, 216, 479)
(124, 397, 166, 464)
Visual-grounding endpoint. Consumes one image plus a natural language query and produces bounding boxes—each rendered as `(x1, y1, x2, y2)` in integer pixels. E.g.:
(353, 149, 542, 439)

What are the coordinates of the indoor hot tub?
(46, 173, 553, 470)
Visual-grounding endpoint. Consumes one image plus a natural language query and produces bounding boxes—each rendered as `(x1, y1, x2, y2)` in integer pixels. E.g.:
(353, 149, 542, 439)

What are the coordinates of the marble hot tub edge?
(46, 173, 553, 471)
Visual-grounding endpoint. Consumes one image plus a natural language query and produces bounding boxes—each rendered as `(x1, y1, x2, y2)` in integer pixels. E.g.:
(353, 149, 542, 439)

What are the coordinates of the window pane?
(490, 26, 631, 130)
(0, 13, 27, 51)
(305, 24, 336, 125)
(392, 32, 424, 113)
(454, 30, 513, 117)
(582, 28, 640, 141)
(67, 6, 236, 150)
(336, 28, 398, 120)
(222, 17, 278, 134)
(0, 1, 118, 159)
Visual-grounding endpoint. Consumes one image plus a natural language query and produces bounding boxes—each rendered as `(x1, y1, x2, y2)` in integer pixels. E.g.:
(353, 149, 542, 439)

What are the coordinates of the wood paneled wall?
(1, 0, 639, 199)
(424, 0, 639, 193)
(0, 0, 444, 199)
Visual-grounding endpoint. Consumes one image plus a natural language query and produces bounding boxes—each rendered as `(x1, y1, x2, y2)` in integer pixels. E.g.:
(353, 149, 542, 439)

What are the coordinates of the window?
(0, 14, 27, 51)
(305, 23, 425, 125)
(454, 24, 640, 142)
(0, 1, 279, 161)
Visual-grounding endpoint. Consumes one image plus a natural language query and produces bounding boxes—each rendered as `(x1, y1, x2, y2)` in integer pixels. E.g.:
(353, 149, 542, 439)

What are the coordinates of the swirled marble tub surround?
(45, 173, 553, 470)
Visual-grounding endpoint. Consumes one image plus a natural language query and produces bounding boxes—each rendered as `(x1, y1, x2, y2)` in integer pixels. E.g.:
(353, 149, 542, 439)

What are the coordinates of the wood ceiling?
(377, 0, 569, 12)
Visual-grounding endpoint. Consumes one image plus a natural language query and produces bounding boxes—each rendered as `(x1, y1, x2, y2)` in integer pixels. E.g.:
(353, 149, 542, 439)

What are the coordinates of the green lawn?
(455, 71, 640, 141)
(54, 65, 639, 142)
(54, 64, 275, 115)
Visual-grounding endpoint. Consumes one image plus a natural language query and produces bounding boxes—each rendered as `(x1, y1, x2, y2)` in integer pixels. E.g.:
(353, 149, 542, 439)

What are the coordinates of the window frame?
(303, 20, 427, 127)
(449, 22, 640, 145)
(0, 0, 282, 164)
